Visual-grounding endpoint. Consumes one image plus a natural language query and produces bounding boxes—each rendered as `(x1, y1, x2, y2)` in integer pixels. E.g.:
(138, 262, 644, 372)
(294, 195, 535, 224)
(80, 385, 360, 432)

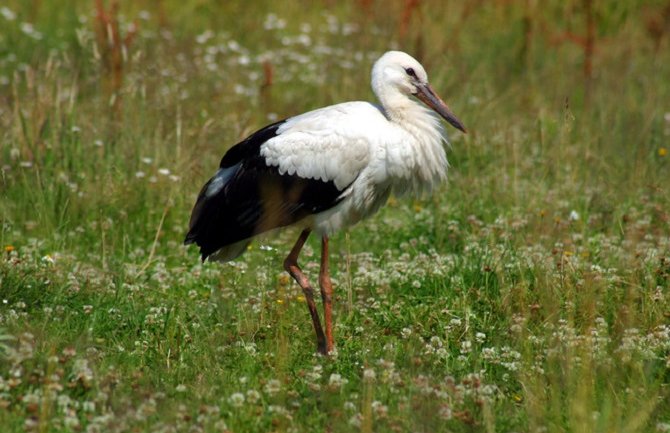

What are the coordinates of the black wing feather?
(184, 121, 346, 261)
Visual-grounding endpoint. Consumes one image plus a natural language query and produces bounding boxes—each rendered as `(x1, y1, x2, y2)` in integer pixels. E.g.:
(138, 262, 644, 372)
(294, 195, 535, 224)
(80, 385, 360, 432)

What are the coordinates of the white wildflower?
(1, 7, 16, 21)
(348, 413, 362, 427)
(363, 368, 376, 382)
(246, 389, 260, 403)
(264, 379, 281, 396)
(328, 373, 347, 390)
(371, 400, 388, 418)
(228, 392, 245, 407)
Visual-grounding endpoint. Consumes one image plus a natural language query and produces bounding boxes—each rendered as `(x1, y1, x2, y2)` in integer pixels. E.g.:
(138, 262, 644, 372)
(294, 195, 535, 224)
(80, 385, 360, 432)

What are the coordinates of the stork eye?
(405, 67, 417, 78)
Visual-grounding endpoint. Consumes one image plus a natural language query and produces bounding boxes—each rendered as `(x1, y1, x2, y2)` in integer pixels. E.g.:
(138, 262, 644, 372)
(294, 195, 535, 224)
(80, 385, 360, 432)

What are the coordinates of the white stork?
(185, 50, 466, 355)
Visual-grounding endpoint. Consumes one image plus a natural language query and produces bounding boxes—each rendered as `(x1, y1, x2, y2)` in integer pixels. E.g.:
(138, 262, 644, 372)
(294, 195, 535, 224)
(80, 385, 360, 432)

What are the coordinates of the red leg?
(283, 229, 327, 355)
(319, 236, 334, 353)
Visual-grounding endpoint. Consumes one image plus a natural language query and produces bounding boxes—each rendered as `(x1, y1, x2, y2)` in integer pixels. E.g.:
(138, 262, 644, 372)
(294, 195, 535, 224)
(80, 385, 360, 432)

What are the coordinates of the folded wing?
(184, 103, 380, 261)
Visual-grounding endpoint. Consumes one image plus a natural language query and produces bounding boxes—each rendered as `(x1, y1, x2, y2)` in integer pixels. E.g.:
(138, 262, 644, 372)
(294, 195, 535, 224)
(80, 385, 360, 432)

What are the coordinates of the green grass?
(1, 0, 669, 432)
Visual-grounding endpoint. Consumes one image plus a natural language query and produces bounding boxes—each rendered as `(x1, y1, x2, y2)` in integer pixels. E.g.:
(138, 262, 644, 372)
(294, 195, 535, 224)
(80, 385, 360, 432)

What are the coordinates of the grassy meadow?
(1, 0, 670, 431)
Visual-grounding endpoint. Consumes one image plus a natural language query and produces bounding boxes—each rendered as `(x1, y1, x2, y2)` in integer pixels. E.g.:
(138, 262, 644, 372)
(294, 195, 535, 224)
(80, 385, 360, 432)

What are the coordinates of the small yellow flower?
(296, 295, 306, 303)
(276, 299, 284, 305)
(4, 245, 14, 253)
(564, 250, 573, 257)
(512, 394, 523, 403)
(659, 147, 668, 157)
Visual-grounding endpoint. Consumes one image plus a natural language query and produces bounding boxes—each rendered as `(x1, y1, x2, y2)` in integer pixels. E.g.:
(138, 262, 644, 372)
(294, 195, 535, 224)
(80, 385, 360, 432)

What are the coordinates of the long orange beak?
(415, 83, 467, 133)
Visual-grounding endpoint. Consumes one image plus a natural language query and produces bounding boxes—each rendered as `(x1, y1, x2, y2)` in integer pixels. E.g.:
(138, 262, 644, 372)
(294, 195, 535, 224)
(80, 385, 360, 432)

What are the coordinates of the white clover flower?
(227, 40, 240, 51)
(24, 392, 41, 405)
(328, 373, 348, 390)
(264, 379, 281, 396)
(246, 389, 260, 403)
(195, 30, 214, 44)
(72, 359, 94, 384)
(481, 347, 497, 360)
(20, 22, 43, 39)
(228, 392, 245, 407)
(348, 413, 362, 427)
(436, 347, 448, 358)
(63, 415, 80, 429)
(268, 405, 292, 420)
(362, 368, 376, 382)
(1, 7, 16, 21)
(439, 405, 453, 420)
(371, 400, 388, 418)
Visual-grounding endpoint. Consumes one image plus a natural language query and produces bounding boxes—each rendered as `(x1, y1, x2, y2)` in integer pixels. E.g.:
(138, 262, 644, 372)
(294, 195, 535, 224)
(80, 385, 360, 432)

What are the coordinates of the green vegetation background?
(1, 1, 669, 432)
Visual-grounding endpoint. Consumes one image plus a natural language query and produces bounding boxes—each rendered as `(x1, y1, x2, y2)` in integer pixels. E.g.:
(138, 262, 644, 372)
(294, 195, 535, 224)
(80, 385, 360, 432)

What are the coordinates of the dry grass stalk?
(93, 0, 137, 122)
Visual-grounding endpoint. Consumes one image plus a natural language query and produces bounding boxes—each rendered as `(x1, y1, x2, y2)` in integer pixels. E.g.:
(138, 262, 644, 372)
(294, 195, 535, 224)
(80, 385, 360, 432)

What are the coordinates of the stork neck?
(375, 84, 446, 158)
(377, 91, 423, 124)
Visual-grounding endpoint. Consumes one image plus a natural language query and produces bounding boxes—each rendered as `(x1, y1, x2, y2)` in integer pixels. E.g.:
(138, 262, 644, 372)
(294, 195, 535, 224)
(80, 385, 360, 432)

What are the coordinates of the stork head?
(371, 51, 466, 133)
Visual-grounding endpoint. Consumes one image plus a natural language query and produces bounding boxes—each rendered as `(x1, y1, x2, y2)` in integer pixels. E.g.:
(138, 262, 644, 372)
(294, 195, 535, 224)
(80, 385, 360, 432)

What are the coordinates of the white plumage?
(185, 50, 466, 354)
